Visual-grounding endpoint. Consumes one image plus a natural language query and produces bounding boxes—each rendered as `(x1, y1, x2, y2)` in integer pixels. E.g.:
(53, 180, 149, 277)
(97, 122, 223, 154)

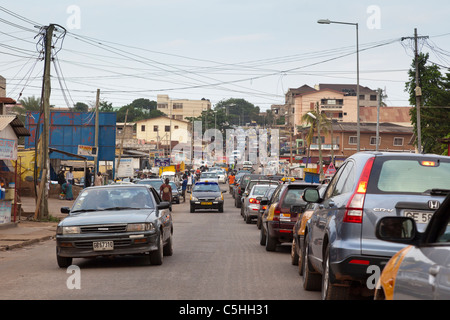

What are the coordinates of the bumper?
(267, 221, 295, 243)
(190, 200, 224, 210)
(56, 232, 158, 258)
(330, 255, 390, 284)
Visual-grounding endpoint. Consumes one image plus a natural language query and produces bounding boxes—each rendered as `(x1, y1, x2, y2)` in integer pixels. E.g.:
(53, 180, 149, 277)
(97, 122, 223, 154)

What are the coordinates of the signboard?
(325, 162, 336, 176)
(0, 138, 17, 160)
(155, 157, 170, 167)
(115, 158, 133, 178)
(77, 145, 97, 157)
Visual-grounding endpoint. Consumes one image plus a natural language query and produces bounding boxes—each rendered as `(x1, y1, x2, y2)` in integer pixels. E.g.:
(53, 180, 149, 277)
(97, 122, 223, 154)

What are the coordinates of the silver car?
(56, 184, 173, 267)
(302, 152, 450, 299)
(242, 184, 275, 224)
(375, 192, 450, 300)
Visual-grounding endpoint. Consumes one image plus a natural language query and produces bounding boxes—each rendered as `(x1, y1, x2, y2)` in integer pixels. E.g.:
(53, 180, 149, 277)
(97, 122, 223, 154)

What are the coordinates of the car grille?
(80, 224, 128, 234)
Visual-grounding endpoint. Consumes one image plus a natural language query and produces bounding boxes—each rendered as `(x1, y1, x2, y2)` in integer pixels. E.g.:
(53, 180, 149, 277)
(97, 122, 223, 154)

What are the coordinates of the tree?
(73, 102, 89, 112)
(215, 98, 261, 126)
(405, 53, 450, 154)
(14, 96, 42, 123)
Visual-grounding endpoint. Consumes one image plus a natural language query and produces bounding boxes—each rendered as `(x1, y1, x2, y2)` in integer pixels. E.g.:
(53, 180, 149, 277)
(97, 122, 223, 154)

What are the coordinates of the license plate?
(93, 241, 114, 251)
(201, 202, 212, 205)
(404, 211, 434, 224)
(280, 213, 291, 221)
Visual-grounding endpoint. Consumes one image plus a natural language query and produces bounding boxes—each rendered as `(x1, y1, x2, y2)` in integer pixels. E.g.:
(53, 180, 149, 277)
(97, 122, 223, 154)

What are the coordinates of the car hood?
(192, 191, 221, 198)
(58, 209, 156, 227)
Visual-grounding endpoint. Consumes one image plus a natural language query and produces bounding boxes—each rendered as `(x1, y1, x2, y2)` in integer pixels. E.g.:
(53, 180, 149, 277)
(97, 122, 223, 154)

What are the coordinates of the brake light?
(249, 198, 260, 204)
(268, 207, 281, 221)
(420, 160, 437, 167)
(344, 157, 374, 224)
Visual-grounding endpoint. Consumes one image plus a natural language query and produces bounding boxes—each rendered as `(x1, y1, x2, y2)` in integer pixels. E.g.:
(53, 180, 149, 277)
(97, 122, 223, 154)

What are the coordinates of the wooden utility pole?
(401, 28, 428, 153)
(94, 89, 100, 175)
(38, 24, 54, 220)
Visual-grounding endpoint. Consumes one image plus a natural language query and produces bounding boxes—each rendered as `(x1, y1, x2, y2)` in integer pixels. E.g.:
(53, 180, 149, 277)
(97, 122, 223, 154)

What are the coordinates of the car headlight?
(127, 223, 154, 232)
(215, 194, 223, 201)
(57, 226, 81, 235)
(191, 195, 198, 201)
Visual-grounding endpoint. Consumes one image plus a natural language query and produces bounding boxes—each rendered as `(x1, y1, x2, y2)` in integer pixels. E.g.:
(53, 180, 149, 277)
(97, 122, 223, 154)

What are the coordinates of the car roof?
(195, 181, 219, 185)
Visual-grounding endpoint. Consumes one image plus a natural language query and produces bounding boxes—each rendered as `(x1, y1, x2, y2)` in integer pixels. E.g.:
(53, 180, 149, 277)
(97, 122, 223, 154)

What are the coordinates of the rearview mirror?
(60, 207, 70, 214)
(302, 188, 320, 203)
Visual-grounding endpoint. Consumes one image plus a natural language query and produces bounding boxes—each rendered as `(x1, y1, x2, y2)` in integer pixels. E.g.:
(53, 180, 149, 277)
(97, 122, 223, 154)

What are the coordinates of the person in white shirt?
(66, 168, 74, 185)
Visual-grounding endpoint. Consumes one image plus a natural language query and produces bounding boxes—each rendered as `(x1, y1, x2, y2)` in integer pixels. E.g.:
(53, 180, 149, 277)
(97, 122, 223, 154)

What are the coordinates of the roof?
(0, 115, 30, 137)
(334, 122, 413, 134)
(0, 97, 16, 104)
(134, 116, 189, 124)
(318, 83, 375, 94)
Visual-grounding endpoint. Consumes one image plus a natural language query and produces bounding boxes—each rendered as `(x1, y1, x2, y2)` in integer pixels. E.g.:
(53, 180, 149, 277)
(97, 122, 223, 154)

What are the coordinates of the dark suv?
(301, 152, 450, 300)
(260, 181, 318, 251)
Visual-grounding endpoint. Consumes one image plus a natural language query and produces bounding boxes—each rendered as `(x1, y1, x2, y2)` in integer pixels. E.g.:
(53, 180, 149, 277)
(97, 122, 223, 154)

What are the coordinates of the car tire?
(291, 238, 299, 266)
(322, 246, 350, 300)
(259, 225, 266, 246)
(219, 204, 223, 213)
(298, 238, 306, 276)
(57, 253, 72, 268)
(265, 233, 277, 252)
(190, 205, 195, 213)
(302, 237, 321, 291)
(149, 233, 163, 265)
(236, 198, 242, 208)
(163, 232, 173, 256)
(256, 216, 261, 229)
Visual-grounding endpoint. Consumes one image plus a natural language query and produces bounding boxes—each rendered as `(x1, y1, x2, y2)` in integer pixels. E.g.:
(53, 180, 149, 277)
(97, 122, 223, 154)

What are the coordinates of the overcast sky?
(1, 1, 449, 111)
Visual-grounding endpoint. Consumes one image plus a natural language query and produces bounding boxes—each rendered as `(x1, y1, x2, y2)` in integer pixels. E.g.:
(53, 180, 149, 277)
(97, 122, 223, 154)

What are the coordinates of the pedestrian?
(66, 167, 74, 185)
(160, 178, 173, 204)
(95, 171, 103, 186)
(181, 175, 188, 202)
(61, 182, 73, 200)
(57, 170, 66, 192)
(187, 172, 193, 192)
(228, 171, 235, 193)
(84, 168, 92, 188)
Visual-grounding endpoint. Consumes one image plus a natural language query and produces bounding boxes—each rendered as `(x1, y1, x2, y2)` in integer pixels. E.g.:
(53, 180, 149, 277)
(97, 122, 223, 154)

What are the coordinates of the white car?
(198, 172, 219, 183)
(242, 161, 253, 169)
(211, 170, 227, 184)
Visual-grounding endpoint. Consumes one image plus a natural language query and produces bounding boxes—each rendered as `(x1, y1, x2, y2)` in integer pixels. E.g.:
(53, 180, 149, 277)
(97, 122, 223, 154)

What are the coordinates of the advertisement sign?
(155, 157, 170, 167)
(77, 145, 97, 157)
(0, 138, 17, 160)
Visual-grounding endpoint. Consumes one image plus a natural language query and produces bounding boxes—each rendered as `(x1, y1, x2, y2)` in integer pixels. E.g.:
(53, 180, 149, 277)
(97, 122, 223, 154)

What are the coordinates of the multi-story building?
(135, 116, 191, 146)
(156, 94, 211, 121)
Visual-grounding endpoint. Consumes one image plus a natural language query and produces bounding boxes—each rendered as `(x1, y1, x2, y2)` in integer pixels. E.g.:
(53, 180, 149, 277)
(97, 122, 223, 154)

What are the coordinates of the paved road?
(0, 184, 320, 301)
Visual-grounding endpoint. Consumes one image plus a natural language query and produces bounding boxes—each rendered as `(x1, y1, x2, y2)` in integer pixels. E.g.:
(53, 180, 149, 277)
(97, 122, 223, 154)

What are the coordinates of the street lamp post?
(318, 19, 360, 152)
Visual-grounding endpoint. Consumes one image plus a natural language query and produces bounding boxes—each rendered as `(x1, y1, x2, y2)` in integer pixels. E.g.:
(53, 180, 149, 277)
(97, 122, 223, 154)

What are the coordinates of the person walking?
(160, 178, 173, 204)
(66, 168, 74, 185)
(94, 171, 103, 186)
(187, 172, 193, 192)
(181, 175, 188, 202)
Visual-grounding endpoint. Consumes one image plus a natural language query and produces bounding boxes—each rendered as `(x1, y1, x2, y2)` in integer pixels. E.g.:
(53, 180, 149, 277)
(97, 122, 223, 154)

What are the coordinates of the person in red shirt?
(159, 178, 173, 203)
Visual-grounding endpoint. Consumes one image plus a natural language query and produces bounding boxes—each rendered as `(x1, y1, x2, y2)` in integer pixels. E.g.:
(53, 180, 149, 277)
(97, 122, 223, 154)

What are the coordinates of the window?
(370, 136, 381, 145)
(153, 125, 158, 132)
(141, 125, 145, 132)
(332, 161, 355, 196)
(157, 103, 168, 109)
(359, 95, 365, 100)
(173, 103, 183, 109)
(348, 136, 357, 145)
(312, 136, 325, 144)
(393, 137, 404, 146)
(165, 125, 170, 132)
(370, 95, 377, 101)
(174, 125, 179, 129)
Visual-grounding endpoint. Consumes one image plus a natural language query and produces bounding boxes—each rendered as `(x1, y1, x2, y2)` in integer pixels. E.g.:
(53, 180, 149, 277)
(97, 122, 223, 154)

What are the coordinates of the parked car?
(291, 184, 328, 272)
(256, 185, 278, 229)
(260, 181, 318, 252)
(241, 179, 279, 220)
(301, 152, 450, 300)
(189, 181, 226, 213)
(136, 178, 172, 211)
(199, 172, 219, 184)
(210, 169, 227, 184)
(241, 184, 275, 224)
(374, 192, 450, 300)
(235, 174, 267, 208)
(169, 181, 180, 204)
(56, 184, 173, 267)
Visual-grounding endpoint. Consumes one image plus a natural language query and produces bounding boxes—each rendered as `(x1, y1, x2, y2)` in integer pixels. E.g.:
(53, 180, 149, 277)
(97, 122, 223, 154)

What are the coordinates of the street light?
(318, 18, 360, 152)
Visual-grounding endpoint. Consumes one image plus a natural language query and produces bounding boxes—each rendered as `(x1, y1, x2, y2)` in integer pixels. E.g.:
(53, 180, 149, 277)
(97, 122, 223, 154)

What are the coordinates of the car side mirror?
(222, 190, 227, 193)
(302, 188, 321, 203)
(60, 207, 70, 214)
(158, 202, 171, 210)
(375, 217, 418, 244)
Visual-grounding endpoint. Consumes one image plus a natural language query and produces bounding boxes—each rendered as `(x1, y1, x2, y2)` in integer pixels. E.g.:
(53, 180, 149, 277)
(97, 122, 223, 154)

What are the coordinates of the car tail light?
(249, 198, 260, 204)
(268, 207, 281, 221)
(344, 157, 374, 224)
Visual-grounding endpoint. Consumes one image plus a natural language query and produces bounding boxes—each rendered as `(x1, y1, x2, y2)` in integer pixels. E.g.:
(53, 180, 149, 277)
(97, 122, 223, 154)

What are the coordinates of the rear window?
(372, 158, 450, 193)
(281, 188, 308, 208)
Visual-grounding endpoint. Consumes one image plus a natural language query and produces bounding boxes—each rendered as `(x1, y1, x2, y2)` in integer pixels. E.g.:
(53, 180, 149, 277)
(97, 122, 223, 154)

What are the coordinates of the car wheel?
(322, 246, 350, 300)
(298, 238, 306, 276)
(265, 233, 277, 252)
(57, 253, 72, 268)
(256, 216, 261, 229)
(291, 238, 299, 266)
(259, 225, 266, 246)
(302, 237, 321, 291)
(236, 199, 241, 208)
(219, 204, 223, 213)
(163, 232, 173, 256)
(149, 233, 163, 265)
(190, 205, 195, 213)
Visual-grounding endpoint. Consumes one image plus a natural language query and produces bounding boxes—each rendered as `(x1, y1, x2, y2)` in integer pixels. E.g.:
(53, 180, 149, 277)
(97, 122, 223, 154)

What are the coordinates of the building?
(156, 94, 211, 121)
(298, 122, 415, 162)
(135, 116, 191, 146)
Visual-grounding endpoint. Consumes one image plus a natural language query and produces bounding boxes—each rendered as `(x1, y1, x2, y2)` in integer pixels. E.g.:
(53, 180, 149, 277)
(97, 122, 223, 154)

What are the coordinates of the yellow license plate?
(201, 202, 212, 205)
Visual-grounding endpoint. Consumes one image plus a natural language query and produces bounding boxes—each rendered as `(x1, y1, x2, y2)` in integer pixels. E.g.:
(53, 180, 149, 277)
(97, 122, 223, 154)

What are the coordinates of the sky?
(1, 0, 449, 111)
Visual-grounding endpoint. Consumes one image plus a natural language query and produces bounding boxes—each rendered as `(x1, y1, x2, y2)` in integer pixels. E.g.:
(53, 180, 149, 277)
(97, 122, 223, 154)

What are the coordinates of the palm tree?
(301, 103, 331, 179)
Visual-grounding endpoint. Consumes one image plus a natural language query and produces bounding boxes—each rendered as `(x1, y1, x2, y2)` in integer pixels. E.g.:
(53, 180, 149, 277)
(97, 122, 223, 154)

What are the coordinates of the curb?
(0, 235, 55, 251)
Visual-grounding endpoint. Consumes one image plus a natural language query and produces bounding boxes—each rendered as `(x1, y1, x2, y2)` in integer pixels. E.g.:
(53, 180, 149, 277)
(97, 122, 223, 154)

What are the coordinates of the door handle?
(429, 265, 440, 277)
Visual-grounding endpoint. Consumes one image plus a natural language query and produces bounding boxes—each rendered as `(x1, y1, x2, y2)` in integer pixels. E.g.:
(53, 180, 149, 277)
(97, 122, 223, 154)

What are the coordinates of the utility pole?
(38, 24, 54, 220)
(94, 89, 100, 176)
(402, 28, 428, 153)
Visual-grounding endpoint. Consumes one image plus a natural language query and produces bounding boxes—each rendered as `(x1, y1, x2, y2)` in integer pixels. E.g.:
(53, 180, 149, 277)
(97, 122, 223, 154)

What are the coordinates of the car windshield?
(375, 159, 450, 193)
(193, 183, 221, 192)
(136, 179, 163, 189)
(169, 182, 178, 192)
(201, 172, 217, 178)
(71, 187, 155, 212)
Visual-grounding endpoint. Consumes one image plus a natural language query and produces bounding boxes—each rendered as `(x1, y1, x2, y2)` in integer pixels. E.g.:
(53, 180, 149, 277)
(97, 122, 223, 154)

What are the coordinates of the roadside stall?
(0, 115, 30, 224)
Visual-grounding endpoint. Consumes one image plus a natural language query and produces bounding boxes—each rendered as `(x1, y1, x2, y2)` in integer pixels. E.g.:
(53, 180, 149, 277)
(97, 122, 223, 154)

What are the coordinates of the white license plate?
(93, 241, 114, 251)
(404, 211, 434, 224)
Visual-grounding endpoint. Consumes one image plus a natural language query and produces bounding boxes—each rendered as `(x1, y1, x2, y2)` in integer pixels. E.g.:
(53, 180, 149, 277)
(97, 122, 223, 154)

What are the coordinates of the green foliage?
(405, 53, 450, 154)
